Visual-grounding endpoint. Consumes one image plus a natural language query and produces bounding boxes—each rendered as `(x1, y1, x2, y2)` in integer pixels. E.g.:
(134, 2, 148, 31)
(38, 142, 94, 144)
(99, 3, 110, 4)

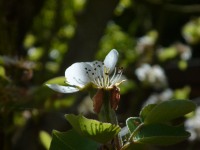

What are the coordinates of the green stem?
(98, 90, 122, 150)
(128, 123, 144, 142)
(98, 91, 117, 124)
(121, 123, 144, 150)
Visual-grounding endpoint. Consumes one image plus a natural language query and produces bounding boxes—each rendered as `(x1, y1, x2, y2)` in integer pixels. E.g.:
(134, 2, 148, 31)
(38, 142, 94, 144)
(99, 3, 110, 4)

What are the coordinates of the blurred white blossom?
(157, 42, 192, 62)
(175, 43, 192, 61)
(136, 31, 157, 54)
(135, 64, 167, 88)
(142, 88, 173, 106)
(185, 106, 200, 141)
(49, 49, 60, 59)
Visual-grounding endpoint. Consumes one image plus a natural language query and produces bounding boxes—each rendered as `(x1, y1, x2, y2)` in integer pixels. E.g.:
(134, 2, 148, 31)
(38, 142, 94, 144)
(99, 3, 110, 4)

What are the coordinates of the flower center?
(83, 61, 124, 89)
(91, 66, 123, 89)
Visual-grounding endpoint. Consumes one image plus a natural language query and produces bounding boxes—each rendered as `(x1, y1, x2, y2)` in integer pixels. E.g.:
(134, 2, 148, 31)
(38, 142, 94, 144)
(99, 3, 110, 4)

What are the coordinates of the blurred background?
(0, 0, 200, 149)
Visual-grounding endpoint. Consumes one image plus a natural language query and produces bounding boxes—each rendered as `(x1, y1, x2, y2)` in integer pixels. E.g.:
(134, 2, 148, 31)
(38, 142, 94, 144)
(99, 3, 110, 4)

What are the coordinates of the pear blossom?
(135, 64, 167, 88)
(136, 31, 157, 54)
(175, 42, 192, 60)
(142, 88, 173, 107)
(46, 49, 125, 93)
(185, 106, 200, 141)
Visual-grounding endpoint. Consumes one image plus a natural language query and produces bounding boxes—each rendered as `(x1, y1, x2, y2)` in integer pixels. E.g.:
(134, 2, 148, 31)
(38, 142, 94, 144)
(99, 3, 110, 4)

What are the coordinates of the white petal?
(65, 62, 92, 88)
(103, 49, 118, 73)
(86, 61, 104, 78)
(46, 84, 79, 93)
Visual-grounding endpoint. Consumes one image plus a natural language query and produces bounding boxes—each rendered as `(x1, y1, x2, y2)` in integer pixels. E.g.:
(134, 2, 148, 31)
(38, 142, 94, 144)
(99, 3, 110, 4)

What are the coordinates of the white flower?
(185, 106, 200, 141)
(135, 31, 157, 54)
(136, 36, 154, 54)
(135, 64, 167, 88)
(142, 89, 173, 107)
(175, 43, 192, 60)
(46, 49, 125, 93)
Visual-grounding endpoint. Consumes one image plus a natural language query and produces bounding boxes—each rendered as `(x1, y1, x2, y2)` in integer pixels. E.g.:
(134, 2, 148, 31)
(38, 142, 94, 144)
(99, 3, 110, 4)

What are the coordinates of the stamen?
(102, 66, 110, 88)
(103, 67, 106, 87)
(111, 73, 121, 85)
(110, 67, 123, 85)
(85, 62, 124, 89)
(97, 68, 104, 87)
(106, 75, 110, 88)
(110, 67, 117, 83)
(97, 77, 102, 87)
(100, 75, 104, 87)
(92, 78, 99, 86)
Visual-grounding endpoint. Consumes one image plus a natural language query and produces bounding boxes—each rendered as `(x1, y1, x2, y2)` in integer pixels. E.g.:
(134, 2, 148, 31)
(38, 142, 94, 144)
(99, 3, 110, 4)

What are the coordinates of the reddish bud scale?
(110, 86, 120, 110)
(92, 87, 121, 114)
(92, 89, 104, 113)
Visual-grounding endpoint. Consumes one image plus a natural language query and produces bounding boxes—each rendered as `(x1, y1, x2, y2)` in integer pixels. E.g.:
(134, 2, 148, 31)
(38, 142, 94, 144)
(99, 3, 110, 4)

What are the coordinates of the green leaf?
(126, 117, 141, 133)
(139, 104, 157, 122)
(50, 129, 99, 150)
(141, 100, 196, 124)
(44, 76, 66, 85)
(65, 114, 121, 143)
(0, 66, 6, 78)
(0, 65, 10, 82)
(39, 130, 51, 150)
(133, 124, 190, 146)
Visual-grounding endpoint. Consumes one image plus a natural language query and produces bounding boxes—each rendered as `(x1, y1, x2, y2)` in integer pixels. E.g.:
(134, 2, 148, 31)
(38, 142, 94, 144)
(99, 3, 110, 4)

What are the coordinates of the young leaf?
(49, 129, 99, 150)
(139, 104, 157, 122)
(65, 114, 121, 144)
(141, 100, 196, 124)
(126, 117, 142, 133)
(133, 124, 190, 146)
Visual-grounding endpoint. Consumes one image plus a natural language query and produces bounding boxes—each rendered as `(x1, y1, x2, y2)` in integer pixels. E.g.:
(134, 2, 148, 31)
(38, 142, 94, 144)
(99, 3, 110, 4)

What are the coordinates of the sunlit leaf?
(133, 124, 190, 145)
(44, 76, 66, 85)
(158, 46, 178, 62)
(53, 97, 75, 109)
(65, 114, 121, 143)
(178, 60, 188, 70)
(13, 112, 26, 126)
(0, 65, 9, 83)
(39, 130, 51, 150)
(182, 17, 200, 44)
(0, 66, 6, 78)
(142, 100, 196, 124)
(49, 129, 99, 150)
(28, 47, 43, 61)
(174, 86, 191, 100)
(24, 34, 36, 48)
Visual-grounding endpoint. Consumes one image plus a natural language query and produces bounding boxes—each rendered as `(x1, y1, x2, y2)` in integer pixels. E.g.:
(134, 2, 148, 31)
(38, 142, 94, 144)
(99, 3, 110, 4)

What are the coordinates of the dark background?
(0, 0, 200, 149)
